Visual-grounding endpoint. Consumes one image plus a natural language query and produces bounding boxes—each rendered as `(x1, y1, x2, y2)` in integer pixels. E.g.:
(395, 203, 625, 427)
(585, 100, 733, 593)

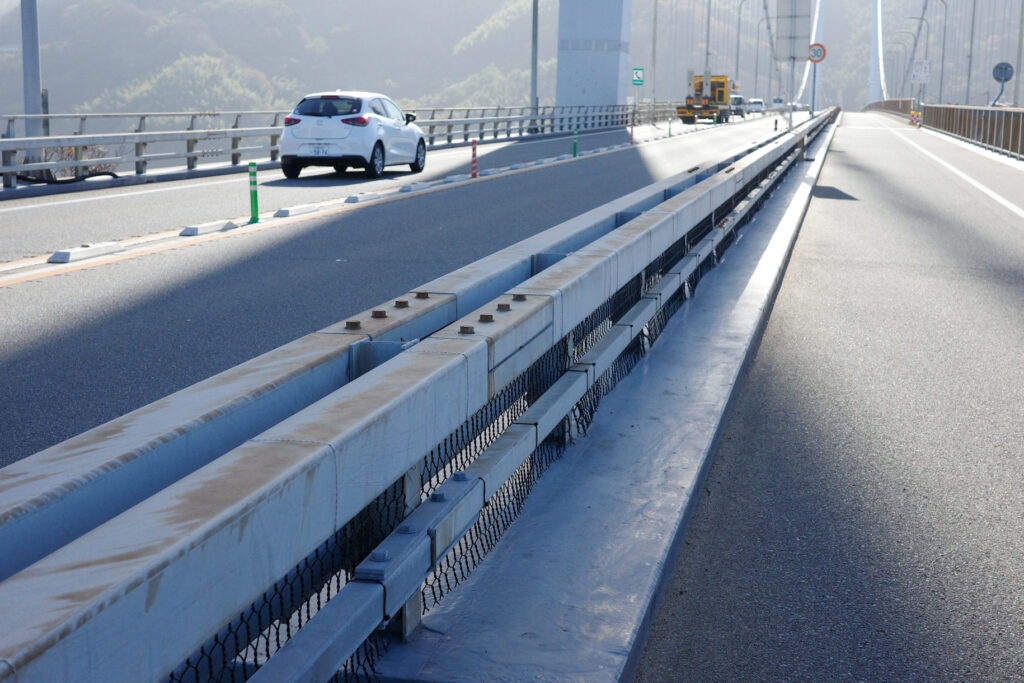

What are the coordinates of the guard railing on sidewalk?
(0, 103, 679, 190)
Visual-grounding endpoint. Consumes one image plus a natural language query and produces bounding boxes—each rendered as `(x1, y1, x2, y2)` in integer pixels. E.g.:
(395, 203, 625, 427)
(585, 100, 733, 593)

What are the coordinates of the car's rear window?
(295, 97, 361, 117)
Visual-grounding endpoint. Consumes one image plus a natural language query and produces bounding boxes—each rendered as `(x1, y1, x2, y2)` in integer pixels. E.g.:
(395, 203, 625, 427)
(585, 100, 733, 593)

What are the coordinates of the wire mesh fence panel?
(165, 479, 406, 683)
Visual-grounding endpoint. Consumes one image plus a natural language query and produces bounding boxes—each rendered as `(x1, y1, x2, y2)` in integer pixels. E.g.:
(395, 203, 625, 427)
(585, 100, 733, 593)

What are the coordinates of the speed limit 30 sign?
(809, 43, 826, 63)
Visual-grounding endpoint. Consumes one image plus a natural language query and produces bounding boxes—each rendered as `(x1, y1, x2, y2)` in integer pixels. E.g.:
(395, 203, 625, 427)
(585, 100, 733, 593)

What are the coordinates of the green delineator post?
(573, 128, 578, 157)
(248, 162, 259, 223)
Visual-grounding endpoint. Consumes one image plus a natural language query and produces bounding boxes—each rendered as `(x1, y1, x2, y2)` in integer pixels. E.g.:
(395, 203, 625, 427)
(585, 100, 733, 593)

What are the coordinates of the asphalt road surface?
(634, 113, 1024, 680)
(0, 114, 801, 466)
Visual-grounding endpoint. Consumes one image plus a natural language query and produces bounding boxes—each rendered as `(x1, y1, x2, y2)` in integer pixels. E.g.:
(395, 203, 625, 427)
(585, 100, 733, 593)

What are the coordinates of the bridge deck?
(635, 112, 1024, 680)
(371, 117, 833, 681)
(373, 111, 1024, 680)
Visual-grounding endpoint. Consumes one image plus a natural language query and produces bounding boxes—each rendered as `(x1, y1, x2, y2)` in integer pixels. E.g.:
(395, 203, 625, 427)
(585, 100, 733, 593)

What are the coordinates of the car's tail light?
(342, 116, 370, 126)
(284, 116, 301, 126)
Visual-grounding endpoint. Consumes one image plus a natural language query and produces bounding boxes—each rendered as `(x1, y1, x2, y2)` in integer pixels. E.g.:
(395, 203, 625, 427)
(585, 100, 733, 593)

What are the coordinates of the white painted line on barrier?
(180, 219, 237, 236)
(892, 130, 1024, 223)
(47, 242, 122, 264)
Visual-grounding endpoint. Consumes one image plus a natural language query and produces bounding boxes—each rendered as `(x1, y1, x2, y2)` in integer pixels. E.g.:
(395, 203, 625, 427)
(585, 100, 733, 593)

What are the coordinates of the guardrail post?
(270, 113, 280, 162)
(1011, 111, 1019, 158)
(447, 109, 454, 145)
(1, 128, 15, 190)
(231, 114, 242, 165)
(388, 464, 424, 641)
(134, 115, 147, 175)
(185, 115, 198, 171)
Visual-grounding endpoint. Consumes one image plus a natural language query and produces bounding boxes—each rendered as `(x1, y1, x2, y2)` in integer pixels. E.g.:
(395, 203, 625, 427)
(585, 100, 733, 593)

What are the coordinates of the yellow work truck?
(676, 75, 734, 124)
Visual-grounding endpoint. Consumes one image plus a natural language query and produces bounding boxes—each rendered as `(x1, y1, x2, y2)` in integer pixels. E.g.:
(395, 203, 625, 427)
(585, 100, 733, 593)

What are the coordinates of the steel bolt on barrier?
(248, 162, 259, 223)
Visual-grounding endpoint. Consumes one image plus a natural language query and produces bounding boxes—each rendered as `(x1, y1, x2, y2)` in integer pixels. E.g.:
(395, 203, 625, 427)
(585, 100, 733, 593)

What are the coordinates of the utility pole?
(754, 16, 768, 98)
(20, 0, 45, 160)
(1015, 0, 1024, 106)
(935, 0, 947, 103)
(651, 0, 659, 123)
(735, 0, 750, 84)
(530, 0, 539, 118)
(966, 0, 977, 104)
(787, 3, 795, 130)
(704, 0, 712, 100)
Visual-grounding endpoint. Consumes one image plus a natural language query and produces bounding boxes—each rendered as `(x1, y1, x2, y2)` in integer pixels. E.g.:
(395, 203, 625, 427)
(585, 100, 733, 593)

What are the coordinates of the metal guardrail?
(864, 98, 915, 116)
(0, 109, 837, 682)
(863, 99, 1024, 162)
(921, 104, 1024, 161)
(0, 104, 675, 190)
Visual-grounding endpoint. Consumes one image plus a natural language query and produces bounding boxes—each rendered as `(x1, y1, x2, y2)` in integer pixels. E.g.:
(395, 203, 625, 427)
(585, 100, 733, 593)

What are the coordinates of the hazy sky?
(2, 0, 1020, 114)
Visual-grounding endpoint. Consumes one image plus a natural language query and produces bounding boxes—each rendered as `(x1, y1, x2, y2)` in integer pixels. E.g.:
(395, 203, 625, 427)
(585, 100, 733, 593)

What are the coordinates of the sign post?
(808, 43, 825, 116)
(775, 0, 812, 131)
(631, 67, 644, 142)
(991, 62, 1014, 106)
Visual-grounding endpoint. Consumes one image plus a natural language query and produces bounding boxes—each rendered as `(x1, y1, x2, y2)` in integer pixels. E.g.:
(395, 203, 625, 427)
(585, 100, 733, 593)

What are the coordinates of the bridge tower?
(869, 0, 888, 101)
(556, 0, 633, 106)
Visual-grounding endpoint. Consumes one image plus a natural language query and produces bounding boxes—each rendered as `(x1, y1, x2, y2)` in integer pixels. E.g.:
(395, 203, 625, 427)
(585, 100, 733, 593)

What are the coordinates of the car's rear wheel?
(410, 140, 426, 173)
(282, 159, 301, 179)
(365, 143, 385, 178)
(333, 164, 348, 174)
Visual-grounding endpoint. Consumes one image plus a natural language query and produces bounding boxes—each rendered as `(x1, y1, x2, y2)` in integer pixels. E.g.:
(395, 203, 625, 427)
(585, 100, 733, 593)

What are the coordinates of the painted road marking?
(892, 130, 1024, 223)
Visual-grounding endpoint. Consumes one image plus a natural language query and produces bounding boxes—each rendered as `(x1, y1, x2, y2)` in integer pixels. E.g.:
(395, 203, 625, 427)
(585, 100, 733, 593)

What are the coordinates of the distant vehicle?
(677, 74, 735, 124)
(730, 94, 747, 117)
(771, 97, 785, 108)
(279, 91, 426, 179)
(747, 98, 765, 113)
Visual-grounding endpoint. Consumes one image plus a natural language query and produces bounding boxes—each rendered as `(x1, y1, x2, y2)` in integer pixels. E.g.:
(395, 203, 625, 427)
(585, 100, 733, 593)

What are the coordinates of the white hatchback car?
(279, 91, 426, 179)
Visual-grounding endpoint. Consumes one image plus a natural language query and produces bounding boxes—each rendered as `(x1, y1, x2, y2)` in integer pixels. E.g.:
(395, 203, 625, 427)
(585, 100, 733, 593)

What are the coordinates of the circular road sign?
(809, 43, 826, 63)
(993, 62, 1014, 83)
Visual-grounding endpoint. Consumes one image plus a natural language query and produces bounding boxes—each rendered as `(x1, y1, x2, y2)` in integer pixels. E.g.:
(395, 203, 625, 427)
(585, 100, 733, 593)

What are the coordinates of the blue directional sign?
(993, 62, 1014, 83)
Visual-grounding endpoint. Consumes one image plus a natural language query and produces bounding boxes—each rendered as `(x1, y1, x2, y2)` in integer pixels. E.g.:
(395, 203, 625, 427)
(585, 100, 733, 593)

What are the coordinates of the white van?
(730, 95, 747, 117)
(747, 98, 765, 113)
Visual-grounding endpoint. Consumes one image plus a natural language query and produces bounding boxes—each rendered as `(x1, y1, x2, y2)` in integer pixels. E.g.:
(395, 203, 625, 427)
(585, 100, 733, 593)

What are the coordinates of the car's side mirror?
(405, 113, 417, 124)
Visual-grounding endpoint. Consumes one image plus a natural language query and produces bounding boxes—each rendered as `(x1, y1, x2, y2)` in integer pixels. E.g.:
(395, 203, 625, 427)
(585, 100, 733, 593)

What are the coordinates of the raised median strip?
(46, 242, 121, 263)
(344, 192, 381, 204)
(0, 111, 837, 682)
(179, 219, 237, 236)
(273, 204, 320, 218)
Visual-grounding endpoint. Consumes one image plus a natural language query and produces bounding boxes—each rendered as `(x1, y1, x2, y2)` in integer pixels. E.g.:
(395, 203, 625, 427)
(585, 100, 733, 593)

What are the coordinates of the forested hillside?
(0, 0, 559, 113)
(2, 0, 1016, 114)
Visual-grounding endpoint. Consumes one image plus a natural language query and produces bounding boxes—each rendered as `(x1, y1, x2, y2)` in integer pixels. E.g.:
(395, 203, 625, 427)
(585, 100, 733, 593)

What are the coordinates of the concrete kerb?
(46, 242, 122, 263)
(371, 114, 840, 681)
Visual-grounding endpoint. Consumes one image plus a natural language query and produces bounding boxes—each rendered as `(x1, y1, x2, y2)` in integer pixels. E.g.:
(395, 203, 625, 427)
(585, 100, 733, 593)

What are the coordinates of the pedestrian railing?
(0, 103, 677, 190)
(921, 104, 1024, 161)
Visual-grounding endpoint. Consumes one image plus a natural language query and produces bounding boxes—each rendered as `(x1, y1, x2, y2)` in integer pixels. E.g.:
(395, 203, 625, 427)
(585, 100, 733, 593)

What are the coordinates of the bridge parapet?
(921, 104, 1024, 161)
(0, 104, 676, 191)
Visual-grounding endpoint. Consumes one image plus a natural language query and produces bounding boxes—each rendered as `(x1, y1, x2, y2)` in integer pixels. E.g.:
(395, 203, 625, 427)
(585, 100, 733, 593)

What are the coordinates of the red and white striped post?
(471, 140, 478, 178)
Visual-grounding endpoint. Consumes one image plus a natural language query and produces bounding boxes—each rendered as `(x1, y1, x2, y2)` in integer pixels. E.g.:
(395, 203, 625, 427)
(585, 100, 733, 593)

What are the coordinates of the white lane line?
(891, 130, 1024, 223)
(0, 176, 249, 213)
(919, 126, 1024, 173)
